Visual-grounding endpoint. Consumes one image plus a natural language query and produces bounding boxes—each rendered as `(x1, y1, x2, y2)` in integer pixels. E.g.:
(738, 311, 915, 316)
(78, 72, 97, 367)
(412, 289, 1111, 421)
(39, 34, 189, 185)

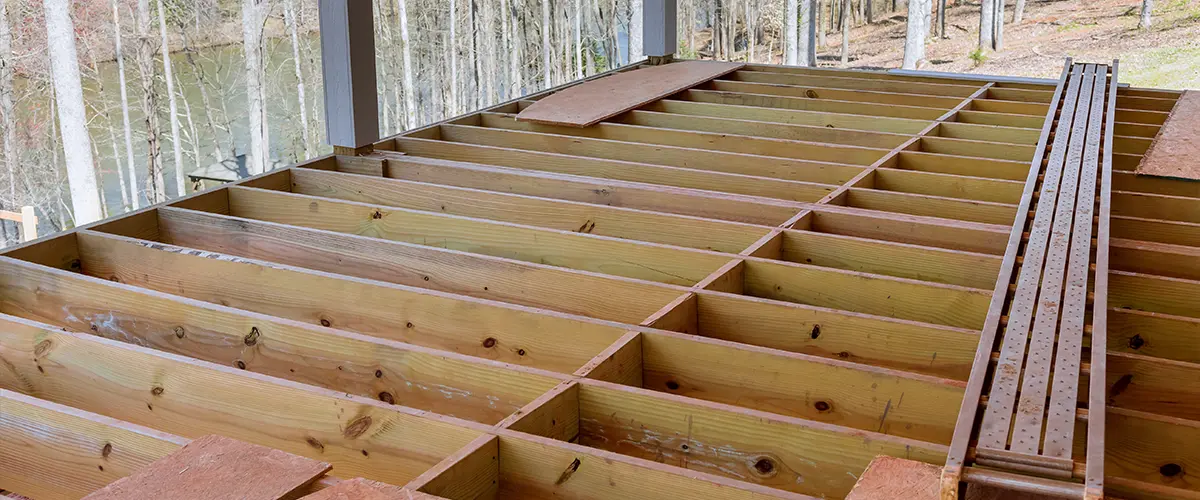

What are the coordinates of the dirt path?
(806, 0, 1200, 89)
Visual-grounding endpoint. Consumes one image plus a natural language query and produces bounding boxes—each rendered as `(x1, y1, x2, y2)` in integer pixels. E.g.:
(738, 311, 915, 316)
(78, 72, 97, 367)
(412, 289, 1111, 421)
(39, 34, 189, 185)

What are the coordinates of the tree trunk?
(979, 0, 994, 51)
(840, 0, 849, 66)
(938, 0, 946, 37)
(746, 0, 755, 62)
(542, 0, 551, 84)
(45, 0, 103, 224)
(902, 0, 926, 69)
(804, 0, 816, 65)
(511, 0, 523, 96)
(112, 0, 140, 208)
(500, 0, 510, 97)
(630, 0, 643, 62)
(866, 0, 873, 23)
(818, 0, 826, 47)
(242, 0, 269, 175)
(136, 0, 166, 203)
(156, 0, 185, 197)
(1013, 0, 1024, 24)
(993, 0, 1003, 50)
(178, 27, 230, 162)
(398, 0, 416, 127)
(284, 0, 313, 158)
(469, 0, 481, 109)
(786, 0, 798, 64)
(1140, 0, 1152, 29)
(0, 0, 20, 242)
(450, 0, 458, 113)
(574, 0, 584, 78)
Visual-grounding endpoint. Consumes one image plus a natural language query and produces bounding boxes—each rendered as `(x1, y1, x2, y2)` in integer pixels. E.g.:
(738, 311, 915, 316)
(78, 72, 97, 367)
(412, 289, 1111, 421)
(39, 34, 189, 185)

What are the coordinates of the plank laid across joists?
(6, 58, 1200, 500)
(515, 60, 743, 127)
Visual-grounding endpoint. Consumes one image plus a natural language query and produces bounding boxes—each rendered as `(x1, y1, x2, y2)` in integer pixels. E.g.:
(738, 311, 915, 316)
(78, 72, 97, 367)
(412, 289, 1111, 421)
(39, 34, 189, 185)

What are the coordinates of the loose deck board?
(1136, 90, 1200, 180)
(515, 61, 744, 127)
(83, 435, 331, 500)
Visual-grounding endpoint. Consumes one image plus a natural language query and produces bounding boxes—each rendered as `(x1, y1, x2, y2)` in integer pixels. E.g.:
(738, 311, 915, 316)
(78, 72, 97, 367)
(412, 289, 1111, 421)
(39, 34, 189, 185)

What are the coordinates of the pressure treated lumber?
(515, 60, 743, 127)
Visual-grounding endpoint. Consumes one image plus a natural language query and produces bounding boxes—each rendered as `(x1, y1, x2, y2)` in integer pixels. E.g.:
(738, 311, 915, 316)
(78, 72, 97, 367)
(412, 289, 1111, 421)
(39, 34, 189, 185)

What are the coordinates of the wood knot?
(101, 443, 113, 458)
(1161, 463, 1183, 477)
(374, 369, 383, 378)
(235, 360, 247, 370)
(810, 324, 821, 339)
(34, 339, 52, 357)
(378, 392, 395, 404)
(319, 318, 332, 327)
(516, 348, 527, 356)
(665, 380, 680, 391)
(150, 386, 164, 396)
(1128, 334, 1145, 350)
(173, 326, 186, 339)
(243, 327, 261, 346)
(343, 416, 373, 439)
(805, 89, 818, 98)
(68, 259, 82, 271)
(555, 458, 581, 485)
(751, 456, 778, 478)
(371, 210, 383, 219)
(814, 400, 832, 412)
(306, 437, 325, 451)
(482, 337, 497, 348)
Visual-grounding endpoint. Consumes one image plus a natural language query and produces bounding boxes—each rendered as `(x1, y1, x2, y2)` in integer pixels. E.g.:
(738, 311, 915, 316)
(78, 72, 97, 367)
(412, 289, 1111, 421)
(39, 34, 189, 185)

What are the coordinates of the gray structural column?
(644, 0, 677, 59)
(318, 0, 378, 151)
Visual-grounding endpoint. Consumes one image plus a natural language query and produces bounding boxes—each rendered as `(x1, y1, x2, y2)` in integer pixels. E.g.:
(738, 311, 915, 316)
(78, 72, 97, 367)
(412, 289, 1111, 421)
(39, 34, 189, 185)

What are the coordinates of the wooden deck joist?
(3, 58, 1198, 499)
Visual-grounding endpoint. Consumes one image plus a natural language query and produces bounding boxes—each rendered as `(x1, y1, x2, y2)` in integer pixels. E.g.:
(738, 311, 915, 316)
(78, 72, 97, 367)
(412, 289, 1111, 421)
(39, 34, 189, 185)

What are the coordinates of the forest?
(0, 0, 1167, 246)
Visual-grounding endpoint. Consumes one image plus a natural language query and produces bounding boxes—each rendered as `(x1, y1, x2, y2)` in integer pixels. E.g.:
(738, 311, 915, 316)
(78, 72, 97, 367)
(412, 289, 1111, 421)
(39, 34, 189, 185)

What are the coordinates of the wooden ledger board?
(515, 60, 744, 127)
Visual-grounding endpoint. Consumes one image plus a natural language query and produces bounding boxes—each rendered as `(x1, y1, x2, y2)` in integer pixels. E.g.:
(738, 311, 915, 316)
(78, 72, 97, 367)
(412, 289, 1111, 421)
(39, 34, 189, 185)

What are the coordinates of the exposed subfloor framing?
(0, 60, 1195, 499)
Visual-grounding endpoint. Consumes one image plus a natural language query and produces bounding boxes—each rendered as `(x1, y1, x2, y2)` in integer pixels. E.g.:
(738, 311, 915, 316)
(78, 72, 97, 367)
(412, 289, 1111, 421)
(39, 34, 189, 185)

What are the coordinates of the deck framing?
(1, 59, 1196, 499)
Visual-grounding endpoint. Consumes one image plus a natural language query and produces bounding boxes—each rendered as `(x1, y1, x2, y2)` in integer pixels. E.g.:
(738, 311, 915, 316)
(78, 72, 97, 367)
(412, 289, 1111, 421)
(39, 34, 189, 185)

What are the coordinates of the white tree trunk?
(449, 0, 458, 114)
(398, 0, 416, 128)
(45, 0, 103, 224)
(574, 0, 583, 78)
(136, 0, 165, 203)
(993, 0, 1004, 50)
(111, 0, 140, 208)
(785, 0, 798, 64)
(500, 0, 510, 98)
(902, 0, 926, 69)
(746, 0, 755, 63)
(630, 0, 643, 62)
(511, 0, 523, 96)
(840, 0, 849, 66)
(0, 0, 20, 238)
(242, 0, 268, 175)
(1013, 0, 1025, 24)
(979, 0, 994, 51)
(802, 0, 816, 66)
(1140, 0, 1152, 29)
(284, 0, 313, 158)
(542, 0, 551, 85)
(156, 0, 185, 197)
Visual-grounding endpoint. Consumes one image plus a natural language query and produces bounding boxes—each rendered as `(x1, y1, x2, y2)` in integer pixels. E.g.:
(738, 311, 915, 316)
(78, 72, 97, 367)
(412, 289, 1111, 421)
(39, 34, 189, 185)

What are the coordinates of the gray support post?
(644, 0, 677, 64)
(318, 0, 378, 154)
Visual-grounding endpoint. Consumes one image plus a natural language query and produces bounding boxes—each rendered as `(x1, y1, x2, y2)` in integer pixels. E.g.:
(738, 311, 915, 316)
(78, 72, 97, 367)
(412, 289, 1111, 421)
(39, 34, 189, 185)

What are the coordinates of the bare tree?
(450, 0, 458, 114)
(0, 0, 16, 243)
(1141, 0, 1153, 30)
(979, 0, 994, 51)
(785, 0, 798, 64)
(542, 0, 551, 85)
(112, 0, 140, 208)
(574, 0, 584, 78)
(156, 0, 185, 196)
(243, 0, 270, 174)
(45, 0, 103, 224)
(840, 0, 849, 66)
(630, 0, 643, 62)
(993, 0, 1004, 50)
(510, 0, 523, 96)
(902, 0, 926, 69)
(1013, 0, 1025, 24)
(399, 0, 416, 128)
(136, 0, 166, 203)
(284, 0, 313, 158)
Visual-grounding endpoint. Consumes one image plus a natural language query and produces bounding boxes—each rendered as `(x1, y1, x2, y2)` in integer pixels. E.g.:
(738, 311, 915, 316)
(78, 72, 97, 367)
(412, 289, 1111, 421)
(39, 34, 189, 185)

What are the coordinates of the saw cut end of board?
(515, 60, 744, 127)
(1136, 89, 1200, 181)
